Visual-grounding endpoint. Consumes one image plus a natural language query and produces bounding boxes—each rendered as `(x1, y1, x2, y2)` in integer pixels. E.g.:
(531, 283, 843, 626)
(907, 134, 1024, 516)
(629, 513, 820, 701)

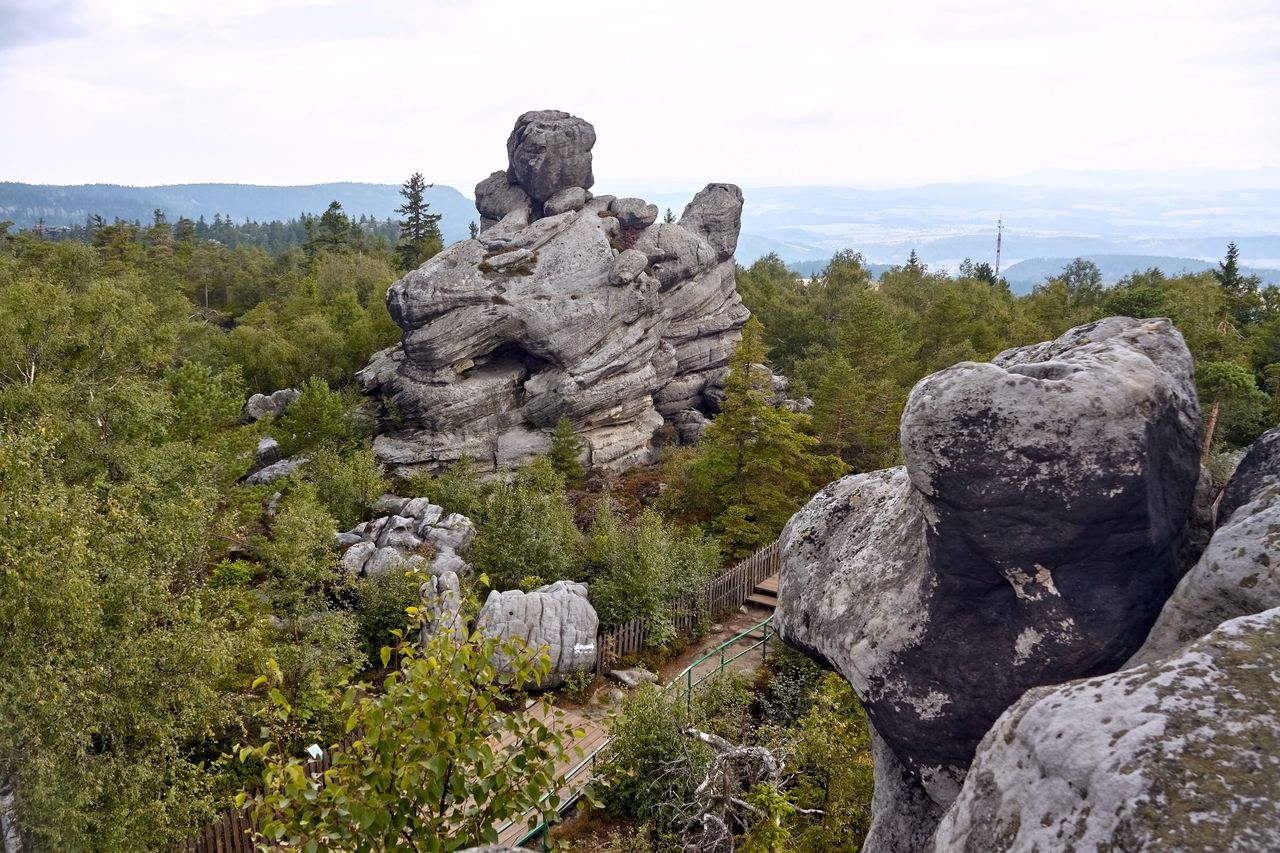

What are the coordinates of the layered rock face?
(777, 318, 1203, 840)
(360, 110, 750, 476)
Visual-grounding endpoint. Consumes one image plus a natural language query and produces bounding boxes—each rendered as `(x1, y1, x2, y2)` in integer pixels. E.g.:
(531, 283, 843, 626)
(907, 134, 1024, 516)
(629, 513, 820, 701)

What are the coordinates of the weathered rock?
(1216, 424, 1280, 525)
(476, 581, 598, 689)
(932, 607, 1280, 853)
(474, 170, 532, 229)
(419, 570, 464, 644)
(605, 667, 657, 689)
(335, 500, 473, 580)
(1129, 424, 1280, 666)
(678, 183, 744, 261)
(242, 388, 299, 422)
(864, 728, 947, 853)
(243, 454, 308, 486)
(505, 110, 596, 207)
(359, 111, 750, 476)
(673, 408, 710, 445)
(543, 186, 590, 216)
(778, 318, 1202, 820)
(610, 197, 658, 229)
(248, 436, 282, 473)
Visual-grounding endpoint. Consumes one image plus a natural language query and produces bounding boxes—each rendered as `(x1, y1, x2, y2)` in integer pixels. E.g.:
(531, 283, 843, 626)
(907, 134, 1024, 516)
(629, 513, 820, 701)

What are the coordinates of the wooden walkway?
(744, 572, 779, 611)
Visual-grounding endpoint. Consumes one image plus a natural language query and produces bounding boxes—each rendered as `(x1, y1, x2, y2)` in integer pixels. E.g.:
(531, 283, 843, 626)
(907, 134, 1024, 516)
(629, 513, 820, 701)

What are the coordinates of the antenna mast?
(994, 219, 1003, 279)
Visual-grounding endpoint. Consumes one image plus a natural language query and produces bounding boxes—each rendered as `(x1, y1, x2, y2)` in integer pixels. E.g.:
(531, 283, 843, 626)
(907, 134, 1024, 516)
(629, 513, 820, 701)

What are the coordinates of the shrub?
(354, 568, 423, 669)
(275, 376, 366, 455)
(306, 442, 387, 528)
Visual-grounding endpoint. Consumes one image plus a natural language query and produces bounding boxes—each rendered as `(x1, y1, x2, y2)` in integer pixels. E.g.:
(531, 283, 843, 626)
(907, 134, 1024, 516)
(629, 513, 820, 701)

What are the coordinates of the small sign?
(573, 642, 596, 658)
(306, 744, 324, 760)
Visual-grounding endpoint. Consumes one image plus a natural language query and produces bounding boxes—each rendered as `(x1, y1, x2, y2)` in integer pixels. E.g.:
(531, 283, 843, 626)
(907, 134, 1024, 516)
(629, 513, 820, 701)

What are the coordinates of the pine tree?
(395, 172, 443, 270)
(548, 415, 586, 486)
(1214, 242, 1261, 327)
(671, 318, 848, 557)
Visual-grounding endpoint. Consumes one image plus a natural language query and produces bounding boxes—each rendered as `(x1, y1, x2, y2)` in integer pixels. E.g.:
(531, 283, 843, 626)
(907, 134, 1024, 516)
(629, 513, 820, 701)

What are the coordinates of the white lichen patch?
(1014, 627, 1043, 665)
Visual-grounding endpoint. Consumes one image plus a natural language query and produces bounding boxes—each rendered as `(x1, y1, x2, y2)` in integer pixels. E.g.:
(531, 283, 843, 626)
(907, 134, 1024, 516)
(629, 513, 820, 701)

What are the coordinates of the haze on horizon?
(2, 0, 1279, 194)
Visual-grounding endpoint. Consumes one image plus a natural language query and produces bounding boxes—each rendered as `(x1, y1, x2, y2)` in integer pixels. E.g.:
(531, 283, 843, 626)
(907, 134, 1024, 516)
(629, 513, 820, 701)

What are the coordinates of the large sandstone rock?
(1129, 424, 1280, 666)
(777, 318, 1202, 829)
(505, 110, 595, 207)
(932, 607, 1280, 852)
(242, 387, 299, 422)
(476, 581, 598, 689)
(359, 111, 750, 476)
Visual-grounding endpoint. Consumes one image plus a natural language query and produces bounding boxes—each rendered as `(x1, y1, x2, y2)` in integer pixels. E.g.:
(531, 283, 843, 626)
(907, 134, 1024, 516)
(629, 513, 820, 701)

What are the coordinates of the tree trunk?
(1201, 399, 1221, 462)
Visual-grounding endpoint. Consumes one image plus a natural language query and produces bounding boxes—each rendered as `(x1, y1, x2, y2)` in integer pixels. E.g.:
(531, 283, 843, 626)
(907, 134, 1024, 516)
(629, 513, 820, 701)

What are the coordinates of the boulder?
(605, 667, 658, 689)
(359, 111, 751, 477)
(242, 388, 299, 422)
(778, 318, 1202, 827)
(610, 197, 658, 229)
(419, 571, 464, 644)
(474, 170, 532, 229)
(243, 454, 308, 486)
(1128, 424, 1280, 666)
(931, 607, 1280, 852)
(335, 500, 474, 580)
(543, 186, 590, 216)
(505, 110, 596, 207)
(476, 581, 598, 689)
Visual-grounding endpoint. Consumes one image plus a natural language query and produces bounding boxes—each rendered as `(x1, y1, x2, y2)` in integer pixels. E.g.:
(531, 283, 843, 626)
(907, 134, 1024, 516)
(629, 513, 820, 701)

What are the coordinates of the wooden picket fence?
(595, 540, 780, 673)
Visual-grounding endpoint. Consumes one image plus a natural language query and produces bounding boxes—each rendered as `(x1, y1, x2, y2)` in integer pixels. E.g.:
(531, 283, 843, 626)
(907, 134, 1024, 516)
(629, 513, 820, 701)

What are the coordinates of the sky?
(3, 0, 1280, 194)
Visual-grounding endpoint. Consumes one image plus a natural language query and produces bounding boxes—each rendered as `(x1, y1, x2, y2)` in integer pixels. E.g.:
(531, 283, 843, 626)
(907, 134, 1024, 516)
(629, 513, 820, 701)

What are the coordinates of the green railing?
(501, 614, 776, 849)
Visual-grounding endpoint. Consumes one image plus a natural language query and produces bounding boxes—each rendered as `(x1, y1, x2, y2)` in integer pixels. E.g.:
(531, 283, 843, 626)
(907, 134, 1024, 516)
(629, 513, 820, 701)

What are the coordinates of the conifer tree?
(548, 415, 586, 486)
(395, 172, 443, 270)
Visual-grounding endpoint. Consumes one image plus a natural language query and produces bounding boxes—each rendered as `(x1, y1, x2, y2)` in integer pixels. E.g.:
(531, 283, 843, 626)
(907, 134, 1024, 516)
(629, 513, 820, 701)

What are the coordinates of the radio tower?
(994, 219, 1004, 280)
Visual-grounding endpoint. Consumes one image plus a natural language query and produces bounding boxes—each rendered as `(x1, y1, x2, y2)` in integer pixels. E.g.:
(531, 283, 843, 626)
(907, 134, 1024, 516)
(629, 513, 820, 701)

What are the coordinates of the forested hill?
(0, 181, 476, 243)
(1001, 255, 1280, 294)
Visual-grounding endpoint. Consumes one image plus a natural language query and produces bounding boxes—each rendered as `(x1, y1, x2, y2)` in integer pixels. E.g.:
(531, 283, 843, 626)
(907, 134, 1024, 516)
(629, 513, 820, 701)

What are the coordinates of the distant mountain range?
(0, 181, 477, 244)
(4, 179, 1278, 295)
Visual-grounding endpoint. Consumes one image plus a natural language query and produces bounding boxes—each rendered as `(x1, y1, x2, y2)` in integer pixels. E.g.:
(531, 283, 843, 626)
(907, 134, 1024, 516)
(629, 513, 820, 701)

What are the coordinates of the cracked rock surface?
(476, 580, 598, 689)
(359, 110, 750, 476)
(777, 318, 1203, 839)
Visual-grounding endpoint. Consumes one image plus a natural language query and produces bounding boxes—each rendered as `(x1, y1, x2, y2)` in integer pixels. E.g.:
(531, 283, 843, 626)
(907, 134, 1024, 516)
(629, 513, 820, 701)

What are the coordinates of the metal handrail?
(502, 614, 776, 848)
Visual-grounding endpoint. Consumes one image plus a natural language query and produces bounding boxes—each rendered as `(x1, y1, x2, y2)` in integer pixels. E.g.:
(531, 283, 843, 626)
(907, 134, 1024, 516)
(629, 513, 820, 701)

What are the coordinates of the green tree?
(241, 623, 582, 851)
(395, 172, 444, 271)
(548, 415, 586, 487)
(664, 319, 847, 557)
(1214, 241, 1262, 328)
(308, 201, 354, 255)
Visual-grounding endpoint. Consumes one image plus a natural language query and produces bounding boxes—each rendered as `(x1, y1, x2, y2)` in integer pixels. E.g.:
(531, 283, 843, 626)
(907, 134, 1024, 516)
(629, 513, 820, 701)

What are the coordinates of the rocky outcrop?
(336, 496, 474, 579)
(1129, 424, 1280, 666)
(243, 387, 299, 422)
(777, 318, 1203, 834)
(358, 111, 751, 477)
(476, 580, 598, 689)
(932, 607, 1280, 852)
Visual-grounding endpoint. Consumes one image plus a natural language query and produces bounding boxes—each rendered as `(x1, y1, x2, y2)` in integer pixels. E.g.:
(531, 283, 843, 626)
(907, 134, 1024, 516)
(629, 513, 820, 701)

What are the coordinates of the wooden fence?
(596, 540, 780, 673)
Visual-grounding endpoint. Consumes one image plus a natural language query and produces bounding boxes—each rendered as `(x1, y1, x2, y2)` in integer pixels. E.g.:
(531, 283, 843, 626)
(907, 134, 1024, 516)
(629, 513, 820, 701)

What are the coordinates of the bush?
(354, 568, 423, 669)
(274, 376, 366, 455)
(597, 686, 710, 836)
(469, 460, 582, 591)
(584, 502, 719, 639)
(691, 670, 755, 743)
(306, 442, 387, 529)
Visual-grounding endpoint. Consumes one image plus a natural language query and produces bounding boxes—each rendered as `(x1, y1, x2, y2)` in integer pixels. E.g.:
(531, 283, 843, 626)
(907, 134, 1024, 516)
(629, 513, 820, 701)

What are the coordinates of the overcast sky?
(3, 0, 1279, 193)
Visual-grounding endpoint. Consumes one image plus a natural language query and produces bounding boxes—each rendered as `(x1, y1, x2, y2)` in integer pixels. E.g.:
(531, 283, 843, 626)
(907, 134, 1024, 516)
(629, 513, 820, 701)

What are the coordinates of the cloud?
(0, 0, 88, 50)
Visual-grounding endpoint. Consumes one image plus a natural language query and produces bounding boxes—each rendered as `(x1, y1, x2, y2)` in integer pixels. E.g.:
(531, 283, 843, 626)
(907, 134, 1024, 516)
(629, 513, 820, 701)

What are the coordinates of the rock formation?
(242, 387, 299, 422)
(335, 495, 474, 579)
(476, 580, 598, 689)
(932, 607, 1280, 852)
(777, 318, 1203, 844)
(359, 110, 751, 476)
(1129, 423, 1280, 666)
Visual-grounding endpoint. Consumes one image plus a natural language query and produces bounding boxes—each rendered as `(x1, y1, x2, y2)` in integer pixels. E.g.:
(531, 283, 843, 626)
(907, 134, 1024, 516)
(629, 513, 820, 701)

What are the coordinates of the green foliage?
(757, 674, 874, 852)
(597, 686, 710, 835)
(468, 459, 583, 591)
(549, 414, 587, 486)
(661, 318, 847, 558)
(353, 569, 424, 670)
(241, 625, 582, 851)
(584, 501, 719, 639)
(741, 783, 796, 853)
(395, 172, 444, 271)
(275, 376, 367, 455)
(691, 670, 755, 743)
(306, 442, 388, 528)
(564, 668, 594, 704)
